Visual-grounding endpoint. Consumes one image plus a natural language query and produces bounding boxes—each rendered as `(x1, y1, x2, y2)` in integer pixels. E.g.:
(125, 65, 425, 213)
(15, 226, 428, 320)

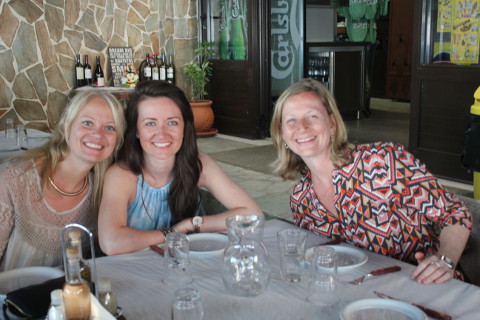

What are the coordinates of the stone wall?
(0, 0, 198, 132)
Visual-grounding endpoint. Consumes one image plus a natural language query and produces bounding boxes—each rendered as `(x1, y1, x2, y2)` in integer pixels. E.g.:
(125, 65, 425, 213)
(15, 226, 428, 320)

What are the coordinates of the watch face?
(193, 216, 203, 226)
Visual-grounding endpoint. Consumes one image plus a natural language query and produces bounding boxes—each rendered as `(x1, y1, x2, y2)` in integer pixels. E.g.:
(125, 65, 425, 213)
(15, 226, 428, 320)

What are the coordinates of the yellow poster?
(451, 0, 480, 64)
(437, 0, 453, 32)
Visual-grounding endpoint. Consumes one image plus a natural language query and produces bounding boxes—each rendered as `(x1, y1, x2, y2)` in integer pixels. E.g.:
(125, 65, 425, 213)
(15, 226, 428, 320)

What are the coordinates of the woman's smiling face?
(281, 91, 336, 160)
(136, 96, 185, 161)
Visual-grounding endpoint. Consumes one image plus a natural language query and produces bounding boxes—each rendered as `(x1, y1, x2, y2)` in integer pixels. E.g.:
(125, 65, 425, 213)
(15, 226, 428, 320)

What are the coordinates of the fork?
(349, 266, 401, 285)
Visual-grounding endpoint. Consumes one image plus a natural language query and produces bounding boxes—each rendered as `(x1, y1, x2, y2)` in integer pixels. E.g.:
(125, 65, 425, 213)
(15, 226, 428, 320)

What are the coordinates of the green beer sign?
(271, 0, 303, 96)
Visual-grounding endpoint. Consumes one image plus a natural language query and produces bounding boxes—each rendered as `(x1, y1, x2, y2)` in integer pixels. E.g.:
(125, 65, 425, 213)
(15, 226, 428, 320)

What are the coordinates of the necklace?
(48, 176, 88, 197)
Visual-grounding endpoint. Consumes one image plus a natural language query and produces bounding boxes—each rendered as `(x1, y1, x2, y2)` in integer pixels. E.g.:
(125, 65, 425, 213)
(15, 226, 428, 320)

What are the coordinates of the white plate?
(305, 245, 368, 271)
(340, 298, 427, 320)
(187, 233, 228, 257)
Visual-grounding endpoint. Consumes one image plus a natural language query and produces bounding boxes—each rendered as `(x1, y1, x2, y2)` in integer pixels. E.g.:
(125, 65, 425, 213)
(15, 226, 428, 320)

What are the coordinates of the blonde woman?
(0, 90, 126, 271)
(270, 78, 472, 284)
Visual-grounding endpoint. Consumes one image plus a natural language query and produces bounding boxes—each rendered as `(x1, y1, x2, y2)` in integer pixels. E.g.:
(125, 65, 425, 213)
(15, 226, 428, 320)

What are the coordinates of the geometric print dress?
(290, 142, 473, 269)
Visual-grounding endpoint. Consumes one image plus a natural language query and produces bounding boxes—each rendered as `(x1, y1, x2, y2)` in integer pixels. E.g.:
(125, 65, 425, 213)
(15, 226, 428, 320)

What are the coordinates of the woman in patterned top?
(98, 81, 262, 255)
(270, 79, 472, 284)
(0, 90, 126, 271)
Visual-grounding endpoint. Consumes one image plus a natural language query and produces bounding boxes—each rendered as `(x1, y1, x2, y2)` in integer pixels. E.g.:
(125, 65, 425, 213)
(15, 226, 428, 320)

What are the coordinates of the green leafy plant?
(183, 41, 215, 101)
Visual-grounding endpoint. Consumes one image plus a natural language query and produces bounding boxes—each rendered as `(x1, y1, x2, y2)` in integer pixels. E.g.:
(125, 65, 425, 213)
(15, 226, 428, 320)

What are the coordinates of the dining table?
(94, 219, 480, 320)
(0, 129, 51, 162)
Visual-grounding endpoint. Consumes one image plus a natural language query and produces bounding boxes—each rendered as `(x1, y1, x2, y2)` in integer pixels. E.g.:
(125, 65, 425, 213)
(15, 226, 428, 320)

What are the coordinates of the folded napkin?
(91, 293, 117, 320)
(3, 276, 64, 319)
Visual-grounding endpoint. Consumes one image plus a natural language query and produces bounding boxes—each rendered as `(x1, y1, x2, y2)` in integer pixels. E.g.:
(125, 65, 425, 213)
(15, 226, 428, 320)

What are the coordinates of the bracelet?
(160, 227, 175, 237)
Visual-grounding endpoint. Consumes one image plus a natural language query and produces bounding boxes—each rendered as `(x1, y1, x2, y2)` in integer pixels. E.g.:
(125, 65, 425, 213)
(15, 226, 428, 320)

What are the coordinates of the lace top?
(127, 175, 173, 230)
(290, 142, 473, 264)
(0, 160, 95, 271)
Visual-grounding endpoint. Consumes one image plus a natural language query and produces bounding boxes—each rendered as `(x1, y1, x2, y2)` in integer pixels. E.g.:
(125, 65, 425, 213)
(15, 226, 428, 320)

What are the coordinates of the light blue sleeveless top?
(127, 175, 173, 230)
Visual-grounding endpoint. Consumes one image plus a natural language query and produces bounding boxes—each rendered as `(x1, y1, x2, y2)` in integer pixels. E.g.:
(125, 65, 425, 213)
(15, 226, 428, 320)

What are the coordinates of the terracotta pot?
(190, 100, 218, 137)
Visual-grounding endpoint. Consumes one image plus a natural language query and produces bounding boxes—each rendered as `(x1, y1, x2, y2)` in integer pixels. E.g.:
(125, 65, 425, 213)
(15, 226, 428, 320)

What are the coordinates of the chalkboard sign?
(108, 47, 134, 87)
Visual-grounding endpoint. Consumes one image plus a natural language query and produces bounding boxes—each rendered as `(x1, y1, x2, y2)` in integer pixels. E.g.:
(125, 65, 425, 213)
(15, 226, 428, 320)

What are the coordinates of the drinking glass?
(172, 287, 204, 320)
(163, 232, 193, 287)
(277, 228, 307, 283)
(306, 246, 340, 306)
(16, 125, 28, 148)
(4, 118, 16, 146)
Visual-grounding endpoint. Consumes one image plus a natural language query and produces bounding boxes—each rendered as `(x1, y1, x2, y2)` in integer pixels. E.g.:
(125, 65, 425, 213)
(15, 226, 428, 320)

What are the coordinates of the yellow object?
(471, 86, 480, 116)
(471, 86, 480, 200)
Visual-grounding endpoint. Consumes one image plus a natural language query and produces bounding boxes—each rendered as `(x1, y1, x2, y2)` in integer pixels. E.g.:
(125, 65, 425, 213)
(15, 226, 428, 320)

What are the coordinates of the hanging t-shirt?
(347, 18, 369, 42)
(365, 20, 377, 43)
(349, 0, 368, 20)
(364, 0, 379, 20)
(379, 0, 389, 17)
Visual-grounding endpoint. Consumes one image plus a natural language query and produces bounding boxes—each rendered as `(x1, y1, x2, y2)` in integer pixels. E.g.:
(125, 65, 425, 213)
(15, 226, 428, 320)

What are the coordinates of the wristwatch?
(440, 255, 455, 270)
(192, 216, 204, 233)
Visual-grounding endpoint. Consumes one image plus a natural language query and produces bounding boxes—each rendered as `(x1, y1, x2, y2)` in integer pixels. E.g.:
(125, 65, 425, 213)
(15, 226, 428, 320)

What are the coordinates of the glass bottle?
(97, 277, 118, 316)
(229, 0, 247, 60)
(75, 54, 85, 88)
(166, 55, 175, 84)
(83, 55, 92, 86)
(222, 214, 270, 297)
(68, 230, 92, 293)
(143, 53, 152, 81)
(93, 56, 104, 87)
(152, 55, 159, 80)
(159, 52, 167, 81)
(46, 289, 65, 320)
(63, 247, 91, 320)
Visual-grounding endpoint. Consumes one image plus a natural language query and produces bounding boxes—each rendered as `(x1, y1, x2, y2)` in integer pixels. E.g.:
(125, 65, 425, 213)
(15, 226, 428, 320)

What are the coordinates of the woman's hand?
(411, 252, 454, 284)
(172, 218, 194, 234)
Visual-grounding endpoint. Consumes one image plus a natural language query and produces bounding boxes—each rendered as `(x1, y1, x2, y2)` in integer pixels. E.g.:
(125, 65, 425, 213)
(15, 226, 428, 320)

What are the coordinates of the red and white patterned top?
(291, 142, 473, 265)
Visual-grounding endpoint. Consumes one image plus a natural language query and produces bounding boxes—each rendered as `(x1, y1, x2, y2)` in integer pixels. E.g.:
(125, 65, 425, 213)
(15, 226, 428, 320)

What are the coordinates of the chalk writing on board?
(108, 47, 134, 87)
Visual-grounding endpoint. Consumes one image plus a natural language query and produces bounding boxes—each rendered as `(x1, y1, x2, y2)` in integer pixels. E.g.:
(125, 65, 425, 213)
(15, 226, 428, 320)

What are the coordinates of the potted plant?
(183, 41, 218, 136)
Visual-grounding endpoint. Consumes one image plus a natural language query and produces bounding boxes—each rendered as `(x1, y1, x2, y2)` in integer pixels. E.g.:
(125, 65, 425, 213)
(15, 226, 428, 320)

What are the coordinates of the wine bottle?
(63, 247, 91, 320)
(152, 55, 159, 80)
(159, 52, 167, 81)
(167, 55, 175, 84)
(83, 55, 92, 86)
(75, 54, 85, 88)
(143, 53, 152, 81)
(94, 56, 105, 87)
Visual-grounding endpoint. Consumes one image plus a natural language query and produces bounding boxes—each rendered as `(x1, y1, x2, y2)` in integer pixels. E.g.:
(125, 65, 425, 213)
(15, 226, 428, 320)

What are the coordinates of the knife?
(374, 291, 452, 320)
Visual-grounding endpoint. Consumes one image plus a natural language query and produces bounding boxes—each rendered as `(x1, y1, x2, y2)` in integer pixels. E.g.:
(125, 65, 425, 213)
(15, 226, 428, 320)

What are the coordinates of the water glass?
(163, 232, 193, 287)
(306, 246, 340, 306)
(4, 118, 16, 146)
(16, 125, 28, 148)
(172, 288, 204, 320)
(277, 229, 307, 283)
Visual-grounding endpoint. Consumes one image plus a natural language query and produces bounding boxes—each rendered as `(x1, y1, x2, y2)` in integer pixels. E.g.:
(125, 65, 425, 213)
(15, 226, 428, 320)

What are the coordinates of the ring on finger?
(430, 261, 441, 268)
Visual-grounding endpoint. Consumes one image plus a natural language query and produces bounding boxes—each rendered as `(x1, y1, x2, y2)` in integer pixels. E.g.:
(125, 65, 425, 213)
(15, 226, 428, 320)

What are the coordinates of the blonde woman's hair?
(270, 78, 354, 180)
(11, 90, 126, 209)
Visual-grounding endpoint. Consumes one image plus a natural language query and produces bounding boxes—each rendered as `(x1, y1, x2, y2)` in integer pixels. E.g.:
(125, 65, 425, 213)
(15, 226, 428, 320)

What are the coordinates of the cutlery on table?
(349, 266, 401, 285)
(374, 291, 452, 320)
(150, 245, 164, 256)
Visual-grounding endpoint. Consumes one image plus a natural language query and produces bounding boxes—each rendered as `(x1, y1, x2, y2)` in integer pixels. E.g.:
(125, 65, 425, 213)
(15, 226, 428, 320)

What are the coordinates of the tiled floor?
(197, 98, 474, 221)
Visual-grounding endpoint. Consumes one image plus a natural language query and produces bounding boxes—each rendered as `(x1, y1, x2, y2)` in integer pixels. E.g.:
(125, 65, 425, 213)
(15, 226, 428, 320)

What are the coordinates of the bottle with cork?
(62, 246, 91, 320)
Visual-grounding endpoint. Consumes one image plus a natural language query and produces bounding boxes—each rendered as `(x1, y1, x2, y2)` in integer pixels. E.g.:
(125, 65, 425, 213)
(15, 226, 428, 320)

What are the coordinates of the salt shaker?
(98, 277, 118, 316)
(46, 289, 65, 320)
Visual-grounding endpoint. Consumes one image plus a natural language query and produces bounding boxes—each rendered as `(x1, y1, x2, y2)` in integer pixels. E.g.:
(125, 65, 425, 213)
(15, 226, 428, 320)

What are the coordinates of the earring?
(284, 143, 289, 149)
(330, 136, 334, 143)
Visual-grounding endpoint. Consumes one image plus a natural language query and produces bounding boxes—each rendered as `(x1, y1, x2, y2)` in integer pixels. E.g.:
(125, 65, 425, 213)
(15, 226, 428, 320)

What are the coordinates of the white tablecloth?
(0, 129, 51, 162)
(94, 219, 480, 320)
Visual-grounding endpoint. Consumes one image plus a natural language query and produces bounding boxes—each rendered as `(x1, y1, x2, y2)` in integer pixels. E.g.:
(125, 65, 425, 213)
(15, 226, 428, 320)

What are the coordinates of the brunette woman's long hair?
(119, 80, 202, 224)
